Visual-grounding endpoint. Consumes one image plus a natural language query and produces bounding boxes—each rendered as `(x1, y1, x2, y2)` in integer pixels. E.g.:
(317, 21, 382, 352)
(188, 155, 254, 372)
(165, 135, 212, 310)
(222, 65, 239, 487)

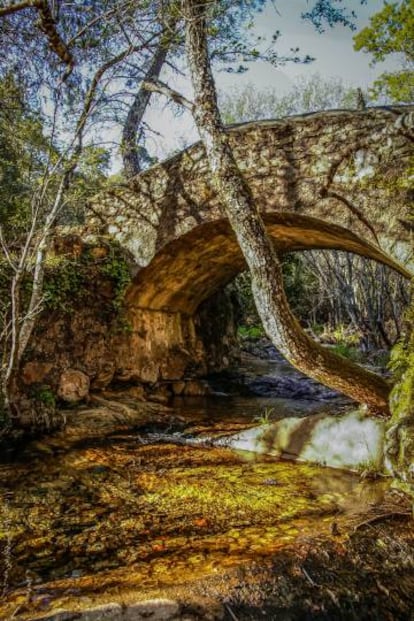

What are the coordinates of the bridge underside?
(126, 213, 409, 315)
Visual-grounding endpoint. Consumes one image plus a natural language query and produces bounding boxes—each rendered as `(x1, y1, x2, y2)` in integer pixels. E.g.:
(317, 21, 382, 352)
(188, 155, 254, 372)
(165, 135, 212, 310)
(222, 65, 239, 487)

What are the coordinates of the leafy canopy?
(354, 0, 414, 102)
(0, 74, 51, 234)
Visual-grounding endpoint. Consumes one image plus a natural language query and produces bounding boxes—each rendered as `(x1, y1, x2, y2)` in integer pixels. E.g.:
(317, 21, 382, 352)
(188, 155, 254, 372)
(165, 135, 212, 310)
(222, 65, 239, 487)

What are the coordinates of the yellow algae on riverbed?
(0, 430, 392, 620)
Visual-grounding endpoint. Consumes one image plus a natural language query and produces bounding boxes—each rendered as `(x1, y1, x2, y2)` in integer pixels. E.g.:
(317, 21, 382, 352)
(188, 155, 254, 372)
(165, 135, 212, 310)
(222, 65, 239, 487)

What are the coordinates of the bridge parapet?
(87, 107, 414, 271)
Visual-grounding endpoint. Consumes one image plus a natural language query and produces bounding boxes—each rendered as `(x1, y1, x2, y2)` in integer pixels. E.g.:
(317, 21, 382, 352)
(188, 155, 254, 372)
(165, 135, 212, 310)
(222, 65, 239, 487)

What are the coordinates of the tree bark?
(0, 1, 74, 71)
(121, 39, 169, 178)
(182, 0, 390, 413)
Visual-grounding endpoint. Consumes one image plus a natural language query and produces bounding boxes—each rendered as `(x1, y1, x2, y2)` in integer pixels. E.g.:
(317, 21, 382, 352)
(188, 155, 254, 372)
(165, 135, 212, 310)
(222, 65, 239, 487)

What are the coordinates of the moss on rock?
(386, 285, 414, 504)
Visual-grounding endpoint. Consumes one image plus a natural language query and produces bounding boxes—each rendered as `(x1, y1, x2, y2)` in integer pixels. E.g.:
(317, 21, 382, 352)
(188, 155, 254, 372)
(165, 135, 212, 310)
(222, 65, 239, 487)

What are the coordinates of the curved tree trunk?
(121, 39, 169, 179)
(182, 0, 390, 413)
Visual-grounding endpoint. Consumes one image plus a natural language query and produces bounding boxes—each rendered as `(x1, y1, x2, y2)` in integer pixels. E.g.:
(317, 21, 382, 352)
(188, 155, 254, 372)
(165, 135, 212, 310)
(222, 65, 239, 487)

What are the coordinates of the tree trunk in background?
(121, 40, 169, 179)
(182, 0, 390, 413)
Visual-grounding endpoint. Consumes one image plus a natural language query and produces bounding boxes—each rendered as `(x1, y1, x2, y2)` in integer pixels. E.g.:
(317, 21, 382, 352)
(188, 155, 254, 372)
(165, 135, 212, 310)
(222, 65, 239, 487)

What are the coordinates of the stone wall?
(20, 237, 239, 407)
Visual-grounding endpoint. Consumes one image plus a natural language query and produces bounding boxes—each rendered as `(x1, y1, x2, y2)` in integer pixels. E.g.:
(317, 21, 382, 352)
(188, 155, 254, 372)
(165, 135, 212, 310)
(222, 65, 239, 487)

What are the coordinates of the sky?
(126, 0, 399, 167)
(244, 0, 393, 87)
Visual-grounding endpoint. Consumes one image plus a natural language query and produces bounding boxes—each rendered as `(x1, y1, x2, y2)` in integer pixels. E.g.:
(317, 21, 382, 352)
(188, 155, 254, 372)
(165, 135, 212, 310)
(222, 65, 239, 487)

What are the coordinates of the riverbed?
(0, 355, 412, 620)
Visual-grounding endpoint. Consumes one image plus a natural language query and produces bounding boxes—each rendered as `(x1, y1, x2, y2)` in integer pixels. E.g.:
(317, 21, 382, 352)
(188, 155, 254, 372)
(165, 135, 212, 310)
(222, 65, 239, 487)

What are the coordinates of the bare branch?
(142, 78, 194, 110)
(17, 174, 67, 358)
(74, 31, 161, 147)
(0, 317, 12, 344)
(67, 0, 135, 46)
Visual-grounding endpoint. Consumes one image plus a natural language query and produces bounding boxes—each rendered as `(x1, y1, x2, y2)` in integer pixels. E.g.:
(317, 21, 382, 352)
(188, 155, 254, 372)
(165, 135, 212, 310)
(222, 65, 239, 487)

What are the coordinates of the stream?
(0, 352, 410, 620)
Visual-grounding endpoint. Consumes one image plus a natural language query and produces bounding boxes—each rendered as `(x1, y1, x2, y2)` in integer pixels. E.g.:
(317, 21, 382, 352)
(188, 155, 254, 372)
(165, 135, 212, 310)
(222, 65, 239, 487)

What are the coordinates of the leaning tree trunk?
(121, 39, 170, 179)
(182, 0, 390, 413)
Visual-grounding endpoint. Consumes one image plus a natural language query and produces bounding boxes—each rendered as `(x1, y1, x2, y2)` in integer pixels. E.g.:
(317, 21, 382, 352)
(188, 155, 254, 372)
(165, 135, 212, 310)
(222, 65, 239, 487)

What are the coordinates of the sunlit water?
(0, 358, 389, 619)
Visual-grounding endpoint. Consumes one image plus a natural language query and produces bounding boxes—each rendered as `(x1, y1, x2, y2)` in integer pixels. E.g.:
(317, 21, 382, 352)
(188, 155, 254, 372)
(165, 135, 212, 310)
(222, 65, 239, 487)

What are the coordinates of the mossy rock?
(386, 286, 414, 504)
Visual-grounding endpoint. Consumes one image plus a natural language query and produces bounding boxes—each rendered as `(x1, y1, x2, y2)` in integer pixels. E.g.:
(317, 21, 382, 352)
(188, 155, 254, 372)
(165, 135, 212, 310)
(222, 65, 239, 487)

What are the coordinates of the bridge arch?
(126, 213, 409, 316)
(18, 109, 414, 403)
(87, 107, 414, 275)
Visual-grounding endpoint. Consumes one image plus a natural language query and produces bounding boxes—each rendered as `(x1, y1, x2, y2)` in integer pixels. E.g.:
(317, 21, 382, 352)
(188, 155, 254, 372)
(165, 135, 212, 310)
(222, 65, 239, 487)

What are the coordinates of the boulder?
(57, 369, 90, 403)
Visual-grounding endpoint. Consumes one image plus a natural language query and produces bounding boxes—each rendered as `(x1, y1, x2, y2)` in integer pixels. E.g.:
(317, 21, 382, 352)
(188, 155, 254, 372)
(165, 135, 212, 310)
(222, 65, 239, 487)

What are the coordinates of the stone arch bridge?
(78, 107, 414, 389)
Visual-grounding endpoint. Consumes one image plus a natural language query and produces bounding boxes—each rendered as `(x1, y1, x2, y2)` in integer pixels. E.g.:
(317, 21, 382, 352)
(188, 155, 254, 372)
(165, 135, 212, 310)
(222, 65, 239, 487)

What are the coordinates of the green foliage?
(58, 147, 111, 225)
(254, 407, 277, 425)
(310, 323, 325, 336)
(282, 254, 318, 320)
(358, 458, 384, 479)
(331, 325, 360, 346)
(233, 254, 319, 337)
(389, 341, 412, 380)
(43, 242, 131, 317)
(0, 259, 12, 319)
(387, 296, 414, 495)
(237, 324, 265, 340)
(354, 0, 414, 102)
(43, 258, 83, 312)
(0, 74, 110, 236)
(0, 74, 51, 237)
(31, 385, 56, 408)
(232, 272, 258, 323)
(330, 343, 362, 362)
(302, 1, 364, 32)
(100, 251, 132, 312)
(389, 302, 414, 421)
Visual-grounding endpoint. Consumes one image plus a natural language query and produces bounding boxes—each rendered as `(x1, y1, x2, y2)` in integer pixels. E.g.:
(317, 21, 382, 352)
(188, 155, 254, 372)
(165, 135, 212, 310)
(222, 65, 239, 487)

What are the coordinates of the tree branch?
(0, 0, 35, 17)
(142, 78, 194, 110)
(0, 225, 17, 272)
(121, 36, 170, 178)
(74, 32, 162, 146)
(0, 0, 74, 73)
(67, 0, 135, 46)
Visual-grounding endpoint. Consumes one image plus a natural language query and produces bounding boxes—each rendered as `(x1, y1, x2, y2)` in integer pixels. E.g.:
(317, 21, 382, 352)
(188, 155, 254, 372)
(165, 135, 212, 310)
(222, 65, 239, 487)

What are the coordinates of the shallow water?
(0, 359, 390, 619)
(172, 355, 346, 430)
